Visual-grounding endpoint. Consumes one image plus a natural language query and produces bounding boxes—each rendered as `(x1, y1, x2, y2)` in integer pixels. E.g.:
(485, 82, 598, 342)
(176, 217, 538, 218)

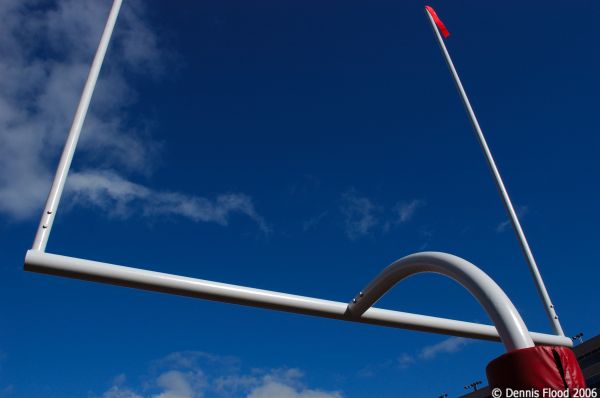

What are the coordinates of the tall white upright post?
(424, 6, 564, 336)
(32, 0, 124, 252)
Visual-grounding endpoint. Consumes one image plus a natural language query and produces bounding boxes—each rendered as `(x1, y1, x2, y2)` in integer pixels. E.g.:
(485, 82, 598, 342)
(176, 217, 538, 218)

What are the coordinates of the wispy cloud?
(397, 353, 416, 369)
(496, 205, 529, 233)
(394, 199, 425, 224)
(247, 380, 342, 398)
(0, 0, 266, 233)
(417, 227, 435, 250)
(67, 170, 270, 233)
(340, 190, 380, 240)
(398, 336, 469, 368)
(153, 370, 206, 398)
(496, 220, 511, 233)
(418, 337, 469, 360)
(340, 191, 425, 240)
(361, 337, 469, 375)
(0, 0, 160, 219)
(103, 386, 143, 398)
(356, 337, 468, 378)
(302, 211, 328, 232)
(99, 351, 342, 398)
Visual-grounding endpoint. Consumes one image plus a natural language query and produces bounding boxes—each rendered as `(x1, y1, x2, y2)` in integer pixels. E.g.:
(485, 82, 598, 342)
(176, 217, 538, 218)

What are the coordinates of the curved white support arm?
(348, 252, 534, 352)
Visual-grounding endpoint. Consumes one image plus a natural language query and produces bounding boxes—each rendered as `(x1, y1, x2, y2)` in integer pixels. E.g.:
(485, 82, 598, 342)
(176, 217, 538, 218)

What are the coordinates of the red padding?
(487, 346, 586, 391)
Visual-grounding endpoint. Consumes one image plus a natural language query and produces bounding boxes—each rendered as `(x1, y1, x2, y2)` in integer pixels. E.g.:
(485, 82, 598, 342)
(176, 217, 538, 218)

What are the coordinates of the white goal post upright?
(32, 0, 123, 252)
(425, 6, 564, 336)
(24, 0, 571, 353)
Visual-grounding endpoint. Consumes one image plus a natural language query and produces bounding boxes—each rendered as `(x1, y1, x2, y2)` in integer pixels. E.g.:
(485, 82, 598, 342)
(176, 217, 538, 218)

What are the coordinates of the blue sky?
(1, 1, 599, 397)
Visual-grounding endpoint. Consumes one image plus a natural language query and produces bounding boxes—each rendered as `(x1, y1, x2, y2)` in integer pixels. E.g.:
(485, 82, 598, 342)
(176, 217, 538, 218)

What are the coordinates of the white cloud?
(340, 191, 426, 240)
(246, 369, 341, 398)
(495, 220, 511, 233)
(496, 205, 529, 233)
(340, 191, 379, 240)
(67, 170, 270, 233)
(357, 338, 467, 377)
(100, 352, 341, 398)
(102, 373, 142, 398)
(247, 381, 341, 398)
(0, 0, 267, 233)
(0, 0, 158, 219)
(394, 199, 425, 223)
(103, 386, 143, 398)
(152, 370, 206, 398)
(418, 337, 468, 360)
(213, 374, 258, 395)
(302, 211, 328, 232)
(357, 337, 467, 377)
(397, 353, 415, 369)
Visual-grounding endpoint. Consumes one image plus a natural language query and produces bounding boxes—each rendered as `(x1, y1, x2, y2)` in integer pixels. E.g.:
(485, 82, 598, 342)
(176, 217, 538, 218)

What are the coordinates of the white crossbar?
(24, 250, 572, 347)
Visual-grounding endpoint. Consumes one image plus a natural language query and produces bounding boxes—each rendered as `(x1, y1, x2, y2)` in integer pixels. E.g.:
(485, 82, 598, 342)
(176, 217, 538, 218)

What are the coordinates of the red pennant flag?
(425, 6, 450, 38)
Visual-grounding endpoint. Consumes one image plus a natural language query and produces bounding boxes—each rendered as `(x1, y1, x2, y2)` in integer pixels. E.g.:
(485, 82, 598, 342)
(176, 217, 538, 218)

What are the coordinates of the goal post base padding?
(487, 345, 586, 391)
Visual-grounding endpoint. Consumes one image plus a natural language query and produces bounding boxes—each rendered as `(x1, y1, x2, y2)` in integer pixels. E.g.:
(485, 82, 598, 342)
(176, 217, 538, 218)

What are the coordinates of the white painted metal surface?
(425, 7, 564, 336)
(24, 250, 571, 348)
(349, 252, 534, 351)
(32, 0, 123, 252)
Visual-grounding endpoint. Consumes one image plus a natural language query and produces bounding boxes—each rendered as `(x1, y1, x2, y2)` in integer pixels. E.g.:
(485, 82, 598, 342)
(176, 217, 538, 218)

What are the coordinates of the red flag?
(425, 6, 450, 38)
